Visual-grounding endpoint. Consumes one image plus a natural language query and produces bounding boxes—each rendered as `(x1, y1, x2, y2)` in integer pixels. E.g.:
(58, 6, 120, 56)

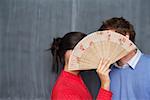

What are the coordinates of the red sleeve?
(96, 88, 112, 100)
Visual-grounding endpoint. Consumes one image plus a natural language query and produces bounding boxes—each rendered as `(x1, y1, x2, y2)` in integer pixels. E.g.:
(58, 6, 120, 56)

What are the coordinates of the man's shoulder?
(139, 53, 150, 65)
(141, 54, 150, 60)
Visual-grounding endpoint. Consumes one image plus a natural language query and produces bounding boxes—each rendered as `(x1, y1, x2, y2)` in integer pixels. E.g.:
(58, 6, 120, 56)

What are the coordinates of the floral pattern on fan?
(68, 30, 137, 70)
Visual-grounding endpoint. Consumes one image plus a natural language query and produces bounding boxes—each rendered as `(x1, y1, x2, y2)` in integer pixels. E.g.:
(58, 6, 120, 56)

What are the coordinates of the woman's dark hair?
(50, 32, 86, 73)
(98, 17, 136, 43)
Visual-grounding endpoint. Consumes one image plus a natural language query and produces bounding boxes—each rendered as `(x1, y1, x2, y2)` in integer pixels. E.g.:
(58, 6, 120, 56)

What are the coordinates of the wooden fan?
(68, 30, 137, 70)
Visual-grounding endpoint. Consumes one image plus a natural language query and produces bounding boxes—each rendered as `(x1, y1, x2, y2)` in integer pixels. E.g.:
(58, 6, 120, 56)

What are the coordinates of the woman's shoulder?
(51, 85, 78, 99)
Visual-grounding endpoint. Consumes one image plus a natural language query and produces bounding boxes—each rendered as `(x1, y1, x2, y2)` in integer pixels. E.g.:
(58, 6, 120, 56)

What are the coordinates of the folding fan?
(68, 30, 137, 70)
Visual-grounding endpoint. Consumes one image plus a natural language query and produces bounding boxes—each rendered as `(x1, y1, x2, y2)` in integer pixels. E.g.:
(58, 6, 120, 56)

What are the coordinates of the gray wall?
(0, 0, 150, 100)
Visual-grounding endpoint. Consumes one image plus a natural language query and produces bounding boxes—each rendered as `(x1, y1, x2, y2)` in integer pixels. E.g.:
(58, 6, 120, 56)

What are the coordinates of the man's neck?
(117, 49, 137, 66)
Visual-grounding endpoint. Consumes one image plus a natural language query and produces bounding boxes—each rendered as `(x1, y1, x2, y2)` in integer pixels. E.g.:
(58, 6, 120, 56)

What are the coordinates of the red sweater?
(51, 71, 112, 100)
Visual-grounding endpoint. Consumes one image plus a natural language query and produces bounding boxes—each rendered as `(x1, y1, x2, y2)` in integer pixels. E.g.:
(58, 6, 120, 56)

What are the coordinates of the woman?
(50, 32, 112, 100)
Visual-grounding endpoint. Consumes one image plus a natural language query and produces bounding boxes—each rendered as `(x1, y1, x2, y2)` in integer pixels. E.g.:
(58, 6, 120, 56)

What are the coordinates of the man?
(98, 17, 150, 100)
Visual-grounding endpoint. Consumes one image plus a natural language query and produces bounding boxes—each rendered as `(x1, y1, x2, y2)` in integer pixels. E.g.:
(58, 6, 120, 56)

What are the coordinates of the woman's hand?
(96, 58, 111, 91)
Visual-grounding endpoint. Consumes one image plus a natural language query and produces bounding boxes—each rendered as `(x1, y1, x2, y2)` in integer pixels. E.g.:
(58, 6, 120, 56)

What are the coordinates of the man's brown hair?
(98, 17, 136, 43)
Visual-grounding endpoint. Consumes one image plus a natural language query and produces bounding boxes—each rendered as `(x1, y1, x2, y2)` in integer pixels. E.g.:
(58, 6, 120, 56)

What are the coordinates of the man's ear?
(125, 34, 129, 39)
